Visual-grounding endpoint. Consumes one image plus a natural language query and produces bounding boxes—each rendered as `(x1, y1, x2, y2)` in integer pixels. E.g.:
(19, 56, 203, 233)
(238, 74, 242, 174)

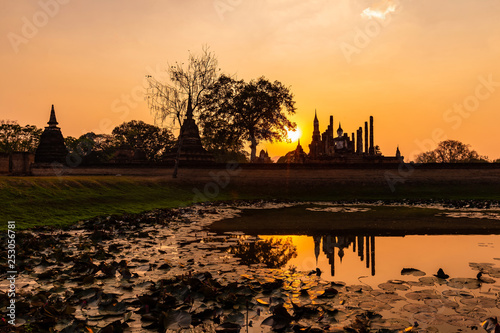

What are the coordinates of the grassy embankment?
(1, 176, 197, 230)
(1, 175, 500, 230)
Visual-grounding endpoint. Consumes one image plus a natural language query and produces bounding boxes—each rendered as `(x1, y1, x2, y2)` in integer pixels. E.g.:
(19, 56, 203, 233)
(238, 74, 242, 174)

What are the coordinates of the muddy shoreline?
(209, 200, 500, 236)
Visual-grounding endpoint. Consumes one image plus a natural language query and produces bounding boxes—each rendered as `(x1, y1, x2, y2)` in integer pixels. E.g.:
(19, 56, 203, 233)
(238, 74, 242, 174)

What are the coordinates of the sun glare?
(287, 127, 302, 142)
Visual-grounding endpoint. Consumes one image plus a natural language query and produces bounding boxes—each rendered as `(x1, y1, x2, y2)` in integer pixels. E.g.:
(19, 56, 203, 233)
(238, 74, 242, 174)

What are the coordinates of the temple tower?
(34, 105, 68, 164)
(312, 110, 321, 142)
(308, 110, 323, 159)
(396, 146, 402, 160)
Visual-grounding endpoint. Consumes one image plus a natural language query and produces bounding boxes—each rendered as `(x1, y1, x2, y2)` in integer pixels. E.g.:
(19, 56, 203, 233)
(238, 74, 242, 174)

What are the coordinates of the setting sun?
(287, 127, 302, 143)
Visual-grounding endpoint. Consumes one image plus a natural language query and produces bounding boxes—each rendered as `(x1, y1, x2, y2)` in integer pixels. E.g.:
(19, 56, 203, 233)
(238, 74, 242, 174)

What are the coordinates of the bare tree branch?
(145, 46, 220, 177)
(146, 46, 219, 129)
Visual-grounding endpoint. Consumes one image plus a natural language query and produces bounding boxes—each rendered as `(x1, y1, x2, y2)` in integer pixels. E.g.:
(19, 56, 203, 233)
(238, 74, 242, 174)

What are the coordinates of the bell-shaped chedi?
(34, 105, 68, 164)
(164, 97, 214, 163)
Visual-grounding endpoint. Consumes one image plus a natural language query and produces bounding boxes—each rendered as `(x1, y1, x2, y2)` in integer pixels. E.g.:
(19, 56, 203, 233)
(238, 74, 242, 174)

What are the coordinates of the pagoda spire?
(186, 95, 193, 120)
(313, 109, 319, 133)
(47, 104, 58, 127)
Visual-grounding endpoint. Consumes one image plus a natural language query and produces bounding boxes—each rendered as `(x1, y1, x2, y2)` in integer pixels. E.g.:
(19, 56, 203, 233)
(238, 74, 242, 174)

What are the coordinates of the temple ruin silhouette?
(34, 105, 68, 164)
(285, 111, 403, 163)
(314, 235, 376, 277)
(31, 103, 403, 167)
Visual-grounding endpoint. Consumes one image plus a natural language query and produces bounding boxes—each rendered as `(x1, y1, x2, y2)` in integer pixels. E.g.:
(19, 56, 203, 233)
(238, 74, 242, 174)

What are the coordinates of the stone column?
(369, 116, 374, 155)
(364, 121, 368, 154)
(357, 127, 363, 154)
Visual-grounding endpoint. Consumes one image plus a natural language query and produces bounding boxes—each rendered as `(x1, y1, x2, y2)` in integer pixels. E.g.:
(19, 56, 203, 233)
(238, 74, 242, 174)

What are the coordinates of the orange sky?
(1, 0, 500, 161)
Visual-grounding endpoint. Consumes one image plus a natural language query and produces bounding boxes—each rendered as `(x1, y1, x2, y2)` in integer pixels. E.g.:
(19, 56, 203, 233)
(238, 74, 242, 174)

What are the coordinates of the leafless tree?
(146, 46, 219, 177)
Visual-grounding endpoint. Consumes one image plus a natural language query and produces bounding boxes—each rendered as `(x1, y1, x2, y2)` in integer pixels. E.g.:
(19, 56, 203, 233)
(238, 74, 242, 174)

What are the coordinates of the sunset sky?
(1, 0, 500, 161)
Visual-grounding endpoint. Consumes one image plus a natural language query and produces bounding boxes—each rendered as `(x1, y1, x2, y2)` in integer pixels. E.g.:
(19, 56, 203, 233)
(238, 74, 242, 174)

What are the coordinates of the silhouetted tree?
(0, 123, 42, 153)
(200, 75, 296, 161)
(198, 75, 248, 162)
(64, 136, 79, 152)
(146, 46, 219, 176)
(227, 237, 297, 269)
(112, 120, 175, 161)
(415, 151, 438, 163)
(415, 140, 488, 163)
(201, 143, 249, 163)
(65, 133, 116, 164)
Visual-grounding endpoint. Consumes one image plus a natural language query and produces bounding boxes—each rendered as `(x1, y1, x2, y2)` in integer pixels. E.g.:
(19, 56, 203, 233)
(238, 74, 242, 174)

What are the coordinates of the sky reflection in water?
(260, 234, 499, 286)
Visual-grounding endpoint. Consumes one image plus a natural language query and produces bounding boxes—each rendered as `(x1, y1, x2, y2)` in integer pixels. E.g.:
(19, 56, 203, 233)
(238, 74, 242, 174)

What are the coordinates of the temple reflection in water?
(313, 235, 376, 277)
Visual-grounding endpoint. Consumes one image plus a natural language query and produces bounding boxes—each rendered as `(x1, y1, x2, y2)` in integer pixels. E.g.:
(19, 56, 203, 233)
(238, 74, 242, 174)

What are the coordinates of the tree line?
(0, 118, 255, 164)
(2, 122, 496, 164)
(0, 121, 175, 164)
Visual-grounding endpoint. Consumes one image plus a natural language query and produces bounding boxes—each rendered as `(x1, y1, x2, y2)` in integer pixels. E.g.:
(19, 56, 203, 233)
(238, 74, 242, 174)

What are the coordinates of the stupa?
(163, 97, 214, 163)
(34, 105, 68, 164)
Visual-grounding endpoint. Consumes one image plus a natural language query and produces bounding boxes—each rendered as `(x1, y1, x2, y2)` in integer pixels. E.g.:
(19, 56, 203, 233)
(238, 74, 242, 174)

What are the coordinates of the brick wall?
(0, 154, 9, 174)
(29, 163, 500, 185)
(0, 153, 34, 174)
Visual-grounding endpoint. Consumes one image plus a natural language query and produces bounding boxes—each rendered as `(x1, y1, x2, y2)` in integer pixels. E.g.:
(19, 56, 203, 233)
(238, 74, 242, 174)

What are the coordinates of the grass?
(1, 175, 499, 230)
(0, 176, 201, 230)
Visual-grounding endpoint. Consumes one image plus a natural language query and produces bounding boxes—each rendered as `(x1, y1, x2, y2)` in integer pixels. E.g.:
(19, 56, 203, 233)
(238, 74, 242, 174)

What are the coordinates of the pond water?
(211, 203, 500, 288)
(259, 234, 500, 286)
(210, 202, 500, 332)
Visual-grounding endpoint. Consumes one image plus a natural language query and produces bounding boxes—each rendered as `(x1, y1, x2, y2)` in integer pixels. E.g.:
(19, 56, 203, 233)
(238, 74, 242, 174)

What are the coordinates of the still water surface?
(260, 234, 499, 285)
(214, 203, 500, 286)
(212, 204, 500, 331)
